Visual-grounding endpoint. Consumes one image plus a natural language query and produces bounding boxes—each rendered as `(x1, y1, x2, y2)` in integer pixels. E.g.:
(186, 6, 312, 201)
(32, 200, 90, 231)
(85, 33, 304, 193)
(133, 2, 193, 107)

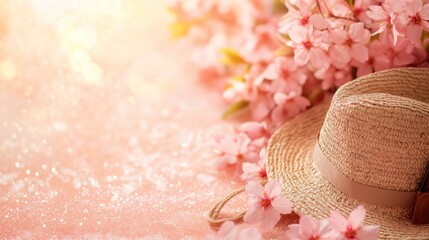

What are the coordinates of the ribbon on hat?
(313, 140, 417, 208)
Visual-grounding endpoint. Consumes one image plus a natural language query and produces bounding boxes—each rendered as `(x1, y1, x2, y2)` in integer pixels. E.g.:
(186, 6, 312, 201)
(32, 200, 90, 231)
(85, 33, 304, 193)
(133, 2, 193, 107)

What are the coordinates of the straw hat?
(267, 68, 429, 239)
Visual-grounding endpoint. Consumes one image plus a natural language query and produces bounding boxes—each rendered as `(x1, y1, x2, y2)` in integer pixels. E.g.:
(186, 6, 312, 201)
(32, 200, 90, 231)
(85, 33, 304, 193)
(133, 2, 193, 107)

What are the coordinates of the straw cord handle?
(207, 180, 267, 227)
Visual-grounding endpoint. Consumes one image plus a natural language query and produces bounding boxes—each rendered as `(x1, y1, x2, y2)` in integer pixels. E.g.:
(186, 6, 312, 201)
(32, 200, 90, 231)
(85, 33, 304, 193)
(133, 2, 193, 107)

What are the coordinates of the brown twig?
(316, 0, 358, 23)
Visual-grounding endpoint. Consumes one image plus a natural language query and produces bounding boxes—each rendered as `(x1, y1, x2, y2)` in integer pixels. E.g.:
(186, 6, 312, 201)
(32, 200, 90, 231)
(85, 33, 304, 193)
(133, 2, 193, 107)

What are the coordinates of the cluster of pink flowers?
(173, 0, 429, 179)
(171, 0, 429, 128)
(171, 0, 427, 238)
(212, 180, 378, 240)
(212, 122, 269, 180)
(171, 0, 429, 182)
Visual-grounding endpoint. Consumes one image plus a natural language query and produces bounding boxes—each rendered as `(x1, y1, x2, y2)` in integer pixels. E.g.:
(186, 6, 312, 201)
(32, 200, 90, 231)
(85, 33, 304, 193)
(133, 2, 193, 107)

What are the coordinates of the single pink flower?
(237, 122, 269, 142)
(352, 40, 391, 77)
(314, 66, 352, 90)
(243, 22, 280, 64)
(396, 0, 429, 47)
(214, 133, 259, 174)
(286, 216, 331, 240)
(249, 93, 275, 122)
(280, 1, 315, 33)
(329, 22, 371, 68)
(241, 148, 267, 182)
(217, 221, 262, 240)
(366, 0, 403, 44)
(236, 121, 268, 154)
(287, 27, 330, 69)
(378, 30, 417, 67)
(270, 91, 311, 127)
(329, 206, 379, 240)
(243, 180, 293, 229)
(256, 57, 307, 86)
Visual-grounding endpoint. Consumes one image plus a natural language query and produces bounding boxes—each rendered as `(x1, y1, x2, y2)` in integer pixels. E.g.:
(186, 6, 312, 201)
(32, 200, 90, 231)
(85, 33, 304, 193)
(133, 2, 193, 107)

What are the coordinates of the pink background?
(0, 1, 297, 238)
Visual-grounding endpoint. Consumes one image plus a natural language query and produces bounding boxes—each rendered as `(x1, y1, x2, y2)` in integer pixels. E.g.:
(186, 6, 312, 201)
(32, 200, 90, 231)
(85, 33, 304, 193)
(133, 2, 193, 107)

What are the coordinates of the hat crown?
(319, 68, 429, 192)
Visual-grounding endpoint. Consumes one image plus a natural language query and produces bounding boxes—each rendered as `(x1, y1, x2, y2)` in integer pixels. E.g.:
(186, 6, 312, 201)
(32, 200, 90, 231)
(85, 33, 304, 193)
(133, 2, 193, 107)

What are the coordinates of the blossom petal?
(329, 210, 348, 231)
(219, 136, 239, 155)
(243, 205, 263, 224)
(421, 4, 429, 19)
(349, 205, 366, 229)
(329, 45, 351, 69)
(373, 55, 391, 71)
(261, 207, 281, 229)
(242, 162, 261, 175)
(351, 43, 369, 62)
(273, 92, 287, 106)
(285, 224, 304, 240)
(349, 22, 370, 44)
(356, 63, 373, 77)
(289, 27, 307, 43)
(294, 47, 310, 66)
(394, 50, 415, 66)
(356, 225, 379, 240)
(238, 135, 252, 154)
(237, 227, 263, 240)
(265, 180, 282, 197)
(406, 0, 422, 14)
(406, 25, 423, 46)
(366, 6, 387, 21)
(218, 221, 237, 238)
(271, 196, 293, 214)
(310, 14, 328, 30)
(299, 216, 318, 236)
(330, 28, 347, 44)
(246, 181, 264, 196)
(309, 48, 330, 69)
(250, 102, 272, 121)
(270, 106, 286, 125)
(243, 152, 259, 163)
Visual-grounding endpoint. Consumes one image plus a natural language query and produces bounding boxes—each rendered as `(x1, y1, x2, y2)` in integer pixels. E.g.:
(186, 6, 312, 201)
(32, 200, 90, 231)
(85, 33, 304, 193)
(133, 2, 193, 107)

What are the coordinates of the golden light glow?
(0, 59, 17, 80)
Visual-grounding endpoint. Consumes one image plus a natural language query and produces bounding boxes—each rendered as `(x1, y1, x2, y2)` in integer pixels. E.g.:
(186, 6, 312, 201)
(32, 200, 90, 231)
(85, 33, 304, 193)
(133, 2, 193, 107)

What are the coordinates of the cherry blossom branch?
(317, 0, 358, 22)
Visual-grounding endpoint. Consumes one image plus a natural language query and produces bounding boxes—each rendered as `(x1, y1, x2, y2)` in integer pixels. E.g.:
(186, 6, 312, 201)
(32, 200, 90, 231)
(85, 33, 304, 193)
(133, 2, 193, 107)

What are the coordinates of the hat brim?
(266, 101, 429, 239)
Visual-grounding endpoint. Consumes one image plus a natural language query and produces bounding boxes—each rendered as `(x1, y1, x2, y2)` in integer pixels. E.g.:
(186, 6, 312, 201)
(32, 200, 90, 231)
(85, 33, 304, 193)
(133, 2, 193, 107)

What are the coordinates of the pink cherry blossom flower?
(256, 57, 307, 86)
(366, 0, 403, 44)
(248, 92, 276, 122)
(329, 22, 371, 68)
(243, 22, 280, 64)
(396, 0, 429, 47)
(329, 205, 379, 240)
(378, 30, 417, 67)
(213, 133, 259, 175)
(352, 0, 381, 25)
(352, 39, 391, 77)
(286, 216, 331, 240)
(237, 122, 269, 142)
(314, 65, 352, 90)
(243, 180, 293, 229)
(287, 27, 330, 70)
(216, 221, 262, 240)
(237, 121, 268, 154)
(280, 1, 323, 33)
(270, 91, 311, 128)
(241, 148, 267, 182)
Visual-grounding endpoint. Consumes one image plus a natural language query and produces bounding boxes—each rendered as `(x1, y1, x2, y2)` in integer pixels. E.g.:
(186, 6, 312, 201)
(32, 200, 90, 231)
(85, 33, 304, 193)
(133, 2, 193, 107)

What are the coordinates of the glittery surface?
(0, 1, 297, 239)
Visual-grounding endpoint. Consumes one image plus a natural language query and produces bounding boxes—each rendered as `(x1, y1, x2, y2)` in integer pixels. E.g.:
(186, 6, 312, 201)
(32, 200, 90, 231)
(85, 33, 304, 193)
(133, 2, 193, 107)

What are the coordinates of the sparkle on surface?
(0, 0, 297, 239)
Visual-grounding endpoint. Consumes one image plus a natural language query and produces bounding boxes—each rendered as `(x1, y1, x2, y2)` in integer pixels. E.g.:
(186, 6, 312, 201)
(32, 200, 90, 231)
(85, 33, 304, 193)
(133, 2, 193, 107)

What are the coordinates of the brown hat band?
(313, 140, 416, 208)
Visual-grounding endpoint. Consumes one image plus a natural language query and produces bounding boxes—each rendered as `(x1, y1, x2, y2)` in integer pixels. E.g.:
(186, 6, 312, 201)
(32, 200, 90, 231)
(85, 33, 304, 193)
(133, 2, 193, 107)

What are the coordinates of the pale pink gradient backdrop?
(0, 1, 297, 239)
